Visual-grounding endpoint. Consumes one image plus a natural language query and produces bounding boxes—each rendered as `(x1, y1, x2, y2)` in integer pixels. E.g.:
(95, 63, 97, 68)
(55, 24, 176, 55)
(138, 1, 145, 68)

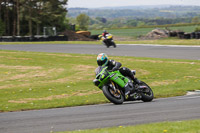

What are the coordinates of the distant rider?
(95, 53, 140, 95)
(102, 30, 109, 38)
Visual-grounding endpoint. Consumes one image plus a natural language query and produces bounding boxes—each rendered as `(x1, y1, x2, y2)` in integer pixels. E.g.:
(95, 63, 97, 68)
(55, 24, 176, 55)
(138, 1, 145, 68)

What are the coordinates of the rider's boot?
(123, 68, 141, 84)
(129, 73, 141, 84)
(133, 78, 141, 84)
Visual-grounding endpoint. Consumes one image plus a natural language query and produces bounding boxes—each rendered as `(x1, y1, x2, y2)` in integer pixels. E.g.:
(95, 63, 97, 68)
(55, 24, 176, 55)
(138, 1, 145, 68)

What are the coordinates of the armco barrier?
(177, 32, 185, 39)
(183, 33, 191, 39)
(0, 35, 68, 42)
(178, 32, 200, 39)
(89, 34, 100, 40)
(0, 36, 14, 42)
(195, 32, 200, 39)
(169, 31, 200, 39)
(169, 31, 178, 37)
(190, 32, 196, 39)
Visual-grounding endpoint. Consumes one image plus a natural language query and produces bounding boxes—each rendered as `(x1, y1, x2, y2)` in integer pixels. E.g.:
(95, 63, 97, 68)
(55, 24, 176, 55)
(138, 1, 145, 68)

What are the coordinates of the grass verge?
(1, 39, 200, 46)
(0, 50, 199, 112)
(59, 119, 200, 133)
(0, 41, 101, 45)
(116, 39, 200, 46)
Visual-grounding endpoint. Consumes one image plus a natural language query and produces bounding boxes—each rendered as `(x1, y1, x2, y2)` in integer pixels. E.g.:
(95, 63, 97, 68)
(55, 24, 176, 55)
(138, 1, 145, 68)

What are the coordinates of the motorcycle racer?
(99, 30, 116, 48)
(102, 30, 109, 37)
(95, 53, 141, 95)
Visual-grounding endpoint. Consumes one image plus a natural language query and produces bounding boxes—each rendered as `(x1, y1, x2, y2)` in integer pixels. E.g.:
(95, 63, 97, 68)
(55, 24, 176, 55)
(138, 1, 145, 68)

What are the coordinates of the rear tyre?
(105, 42, 109, 48)
(139, 81, 154, 102)
(102, 85, 124, 104)
(112, 42, 116, 48)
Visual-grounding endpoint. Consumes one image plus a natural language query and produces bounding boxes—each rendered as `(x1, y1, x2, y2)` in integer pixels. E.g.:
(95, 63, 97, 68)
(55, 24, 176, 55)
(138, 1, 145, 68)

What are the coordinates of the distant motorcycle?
(93, 66, 154, 104)
(98, 34, 116, 48)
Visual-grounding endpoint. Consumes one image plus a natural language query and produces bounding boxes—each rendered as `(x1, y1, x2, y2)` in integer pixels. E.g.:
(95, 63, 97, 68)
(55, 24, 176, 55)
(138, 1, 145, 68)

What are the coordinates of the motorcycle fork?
(110, 81, 121, 94)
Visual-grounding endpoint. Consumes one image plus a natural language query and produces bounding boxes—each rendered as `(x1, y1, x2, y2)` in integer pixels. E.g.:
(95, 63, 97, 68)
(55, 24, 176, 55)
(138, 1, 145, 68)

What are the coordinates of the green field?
(90, 25, 199, 38)
(60, 119, 200, 133)
(91, 27, 155, 38)
(0, 50, 199, 112)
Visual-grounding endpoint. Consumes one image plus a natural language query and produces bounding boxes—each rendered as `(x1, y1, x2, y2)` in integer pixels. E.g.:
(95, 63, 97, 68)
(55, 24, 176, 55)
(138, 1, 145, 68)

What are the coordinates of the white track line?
(176, 96, 200, 100)
(118, 44, 200, 48)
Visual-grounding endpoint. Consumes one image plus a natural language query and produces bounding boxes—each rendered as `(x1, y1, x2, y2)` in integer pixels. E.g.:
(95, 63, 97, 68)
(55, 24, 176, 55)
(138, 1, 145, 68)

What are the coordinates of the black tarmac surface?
(0, 44, 200, 60)
(0, 95, 200, 133)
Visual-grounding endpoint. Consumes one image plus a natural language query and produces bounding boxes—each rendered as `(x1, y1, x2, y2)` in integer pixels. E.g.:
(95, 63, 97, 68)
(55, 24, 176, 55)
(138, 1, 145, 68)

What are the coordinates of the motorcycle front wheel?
(102, 84, 124, 104)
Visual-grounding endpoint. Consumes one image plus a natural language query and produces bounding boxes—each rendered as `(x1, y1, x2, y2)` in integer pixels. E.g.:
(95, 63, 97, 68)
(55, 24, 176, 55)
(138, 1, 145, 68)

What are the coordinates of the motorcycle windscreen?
(95, 66, 104, 76)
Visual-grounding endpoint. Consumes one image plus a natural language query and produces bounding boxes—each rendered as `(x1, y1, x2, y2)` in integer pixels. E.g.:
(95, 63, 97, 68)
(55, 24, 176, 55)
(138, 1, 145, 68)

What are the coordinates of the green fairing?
(109, 72, 129, 88)
(95, 66, 129, 89)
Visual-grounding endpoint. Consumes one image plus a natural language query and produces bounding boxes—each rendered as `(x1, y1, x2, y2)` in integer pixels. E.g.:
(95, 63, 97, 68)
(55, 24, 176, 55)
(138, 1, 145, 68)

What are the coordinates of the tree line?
(0, 0, 68, 36)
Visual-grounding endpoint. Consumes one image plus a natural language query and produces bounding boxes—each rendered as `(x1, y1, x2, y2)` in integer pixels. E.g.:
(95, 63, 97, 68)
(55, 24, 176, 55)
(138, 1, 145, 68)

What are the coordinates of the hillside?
(68, 5, 200, 18)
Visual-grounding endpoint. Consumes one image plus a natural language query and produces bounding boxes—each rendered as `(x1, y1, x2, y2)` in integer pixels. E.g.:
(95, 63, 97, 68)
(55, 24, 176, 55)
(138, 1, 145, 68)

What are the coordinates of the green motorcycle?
(93, 66, 153, 104)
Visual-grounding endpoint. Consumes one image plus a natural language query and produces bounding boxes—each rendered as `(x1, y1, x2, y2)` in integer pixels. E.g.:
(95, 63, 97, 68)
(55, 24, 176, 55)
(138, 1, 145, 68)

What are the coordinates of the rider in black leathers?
(96, 53, 140, 95)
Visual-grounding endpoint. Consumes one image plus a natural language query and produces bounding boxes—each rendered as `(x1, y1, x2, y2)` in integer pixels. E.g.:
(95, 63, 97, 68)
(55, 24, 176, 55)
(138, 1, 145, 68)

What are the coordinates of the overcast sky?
(68, 0, 200, 8)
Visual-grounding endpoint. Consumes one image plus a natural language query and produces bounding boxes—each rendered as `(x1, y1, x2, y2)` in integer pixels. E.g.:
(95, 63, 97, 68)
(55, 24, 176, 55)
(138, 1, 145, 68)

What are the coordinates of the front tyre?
(102, 85, 124, 104)
(138, 81, 154, 102)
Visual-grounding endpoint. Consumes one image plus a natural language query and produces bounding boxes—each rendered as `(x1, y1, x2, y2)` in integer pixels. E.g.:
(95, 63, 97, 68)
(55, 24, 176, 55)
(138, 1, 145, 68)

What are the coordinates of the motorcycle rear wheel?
(102, 85, 124, 104)
(139, 81, 154, 102)
(112, 42, 116, 48)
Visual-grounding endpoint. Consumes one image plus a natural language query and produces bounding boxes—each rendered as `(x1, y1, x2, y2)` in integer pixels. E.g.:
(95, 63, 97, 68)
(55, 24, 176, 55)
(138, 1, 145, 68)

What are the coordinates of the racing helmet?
(97, 53, 108, 66)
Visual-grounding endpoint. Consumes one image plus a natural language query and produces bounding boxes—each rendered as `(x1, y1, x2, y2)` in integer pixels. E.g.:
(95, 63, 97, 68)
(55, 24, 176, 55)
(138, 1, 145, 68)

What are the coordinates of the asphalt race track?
(0, 44, 200, 60)
(0, 44, 200, 133)
(0, 95, 200, 133)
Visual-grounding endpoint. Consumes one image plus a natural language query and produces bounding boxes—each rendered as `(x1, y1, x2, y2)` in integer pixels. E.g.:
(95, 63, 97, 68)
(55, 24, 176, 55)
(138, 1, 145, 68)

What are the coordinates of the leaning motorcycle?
(93, 66, 153, 104)
(98, 34, 116, 48)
